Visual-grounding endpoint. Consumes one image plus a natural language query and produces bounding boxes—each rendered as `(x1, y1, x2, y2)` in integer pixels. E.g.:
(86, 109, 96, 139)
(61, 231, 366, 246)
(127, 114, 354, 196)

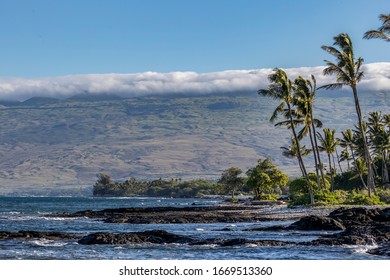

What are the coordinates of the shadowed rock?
(367, 245, 390, 257)
(61, 205, 280, 224)
(0, 231, 77, 240)
(287, 215, 345, 231)
(78, 230, 195, 245)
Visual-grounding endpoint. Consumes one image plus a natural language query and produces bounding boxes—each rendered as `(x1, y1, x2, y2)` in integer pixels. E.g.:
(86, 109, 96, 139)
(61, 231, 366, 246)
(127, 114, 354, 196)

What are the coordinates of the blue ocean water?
(0, 197, 385, 260)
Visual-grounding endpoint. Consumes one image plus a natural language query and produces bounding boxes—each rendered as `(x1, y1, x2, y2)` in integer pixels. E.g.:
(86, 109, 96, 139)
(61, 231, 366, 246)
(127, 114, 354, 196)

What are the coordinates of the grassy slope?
(0, 90, 387, 194)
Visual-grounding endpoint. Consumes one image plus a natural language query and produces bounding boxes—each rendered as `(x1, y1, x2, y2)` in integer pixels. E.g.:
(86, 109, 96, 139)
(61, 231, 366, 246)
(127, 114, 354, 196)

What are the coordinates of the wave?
(29, 239, 68, 247)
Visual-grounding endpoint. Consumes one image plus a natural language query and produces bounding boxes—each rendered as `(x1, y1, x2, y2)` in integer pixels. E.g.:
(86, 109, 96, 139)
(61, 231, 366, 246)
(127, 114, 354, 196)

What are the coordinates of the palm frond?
(321, 45, 342, 57)
(270, 101, 285, 123)
(364, 30, 390, 41)
(313, 118, 323, 128)
(317, 83, 344, 90)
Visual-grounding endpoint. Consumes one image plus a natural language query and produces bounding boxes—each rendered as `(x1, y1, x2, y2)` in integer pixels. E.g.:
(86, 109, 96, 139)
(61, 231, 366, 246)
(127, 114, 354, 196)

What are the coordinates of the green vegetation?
(93, 174, 220, 198)
(217, 167, 245, 199)
(246, 158, 288, 200)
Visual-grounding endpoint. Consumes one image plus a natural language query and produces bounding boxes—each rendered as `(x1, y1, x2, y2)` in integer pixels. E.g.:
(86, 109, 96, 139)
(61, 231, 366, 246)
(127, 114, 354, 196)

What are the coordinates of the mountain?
(66, 93, 125, 102)
(0, 100, 21, 107)
(21, 97, 60, 106)
(0, 90, 387, 194)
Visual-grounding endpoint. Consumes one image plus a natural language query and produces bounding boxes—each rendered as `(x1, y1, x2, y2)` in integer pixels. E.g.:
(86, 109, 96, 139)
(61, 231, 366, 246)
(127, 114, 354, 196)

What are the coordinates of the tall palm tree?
(364, 14, 390, 42)
(294, 75, 326, 189)
(317, 128, 338, 191)
(259, 68, 314, 204)
(320, 33, 375, 194)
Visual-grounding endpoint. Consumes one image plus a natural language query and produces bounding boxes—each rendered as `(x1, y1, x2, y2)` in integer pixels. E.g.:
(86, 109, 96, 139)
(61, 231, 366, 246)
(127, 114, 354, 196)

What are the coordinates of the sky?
(0, 0, 389, 100)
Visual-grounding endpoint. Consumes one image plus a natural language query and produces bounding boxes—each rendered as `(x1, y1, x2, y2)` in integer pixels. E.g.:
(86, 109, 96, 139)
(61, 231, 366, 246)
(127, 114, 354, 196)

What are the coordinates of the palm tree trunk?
(335, 149, 343, 173)
(328, 153, 334, 191)
(288, 104, 314, 205)
(383, 151, 390, 189)
(311, 119, 326, 189)
(351, 85, 376, 195)
(308, 125, 321, 189)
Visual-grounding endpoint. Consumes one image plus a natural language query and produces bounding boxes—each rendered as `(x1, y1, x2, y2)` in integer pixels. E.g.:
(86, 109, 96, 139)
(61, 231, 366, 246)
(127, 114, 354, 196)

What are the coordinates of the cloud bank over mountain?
(1, 63, 390, 101)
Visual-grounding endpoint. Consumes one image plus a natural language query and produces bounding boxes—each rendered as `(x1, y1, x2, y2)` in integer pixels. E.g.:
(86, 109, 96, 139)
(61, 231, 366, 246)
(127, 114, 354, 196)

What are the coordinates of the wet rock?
(245, 225, 287, 232)
(367, 245, 390, 257)
(308, 207, 390, 246)
(287, 215, 345, 231)
(78, 230, 196, 245)
(0, 231, 76, 240)
(59, 205, 281, 224)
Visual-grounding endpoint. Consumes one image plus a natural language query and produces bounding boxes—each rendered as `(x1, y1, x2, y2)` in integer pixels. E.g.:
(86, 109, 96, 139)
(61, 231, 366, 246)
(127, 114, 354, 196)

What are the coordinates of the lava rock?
(287, 215, 345, 231)
(78, 230, 195, 245)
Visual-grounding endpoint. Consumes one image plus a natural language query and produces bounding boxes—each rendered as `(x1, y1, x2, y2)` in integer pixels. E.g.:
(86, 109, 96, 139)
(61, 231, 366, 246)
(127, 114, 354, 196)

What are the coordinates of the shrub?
(257, 193, 278, 201)
(334, 170, 365, 191)
(376, 189, 390, 204)
(288, 173, 330, 196)
(345, 190, 384, 205)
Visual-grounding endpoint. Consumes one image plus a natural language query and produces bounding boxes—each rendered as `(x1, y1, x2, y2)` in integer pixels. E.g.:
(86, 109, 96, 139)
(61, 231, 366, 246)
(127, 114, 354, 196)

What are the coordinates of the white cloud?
(1, 62, 390, 101)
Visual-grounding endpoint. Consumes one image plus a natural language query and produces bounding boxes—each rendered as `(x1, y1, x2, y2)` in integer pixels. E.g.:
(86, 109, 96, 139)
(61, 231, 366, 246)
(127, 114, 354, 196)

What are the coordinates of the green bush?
(257, 193, 278, 201)
(314, 189, 345, 205)
(345, 190, 384, 205)
(334, 170, 365, 191)
(376, 189, 390, 204)
(288, 173, 330, 196)
(288, 194, 310, 207)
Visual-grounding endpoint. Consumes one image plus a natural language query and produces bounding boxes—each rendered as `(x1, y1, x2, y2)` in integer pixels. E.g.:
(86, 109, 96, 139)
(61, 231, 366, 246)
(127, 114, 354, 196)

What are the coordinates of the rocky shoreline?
(1, 205, 389, 258)
(58, 204, 334, 224)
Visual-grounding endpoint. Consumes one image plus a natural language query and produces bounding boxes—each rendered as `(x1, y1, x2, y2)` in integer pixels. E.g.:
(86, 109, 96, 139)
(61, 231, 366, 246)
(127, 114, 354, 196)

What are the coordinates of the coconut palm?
(258, 68, 314, 204)
(294, 75, 326, 189)
(317, 128, 338, 191)
(320, 33, 375, 194)
(364, 14, 390, 42)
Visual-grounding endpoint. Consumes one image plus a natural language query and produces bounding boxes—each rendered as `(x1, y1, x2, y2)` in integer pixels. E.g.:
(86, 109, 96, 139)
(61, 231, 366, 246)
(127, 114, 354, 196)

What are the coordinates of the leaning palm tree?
(294, 75, 326, 189)
(320, 33, 375, 194)
(317, 128, 338, 191)
(364, 14, 390, 42)
(259, 68, 314, 204)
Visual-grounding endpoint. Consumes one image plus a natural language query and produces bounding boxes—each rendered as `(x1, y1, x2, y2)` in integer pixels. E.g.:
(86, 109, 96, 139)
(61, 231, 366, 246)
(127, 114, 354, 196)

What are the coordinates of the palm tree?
(317, 128, 338, 191)
(367, 112, 390, 188)
(338, 128, 358, 170)
(364, 14, 390, 42)
(280, 137, 311, 175)
(320, 33, 375, 194)
(294, 75, 326, 189)
(259, 68, 314, 204)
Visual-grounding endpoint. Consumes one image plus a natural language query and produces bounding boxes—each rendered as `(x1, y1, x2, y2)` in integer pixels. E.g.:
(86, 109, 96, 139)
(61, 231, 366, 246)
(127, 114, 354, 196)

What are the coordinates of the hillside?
(0, 90, 388, 194)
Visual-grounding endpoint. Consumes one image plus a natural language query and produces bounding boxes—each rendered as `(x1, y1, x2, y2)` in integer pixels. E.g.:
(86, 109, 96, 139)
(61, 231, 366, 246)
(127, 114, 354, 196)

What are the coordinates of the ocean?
(0, 196, 385, 260)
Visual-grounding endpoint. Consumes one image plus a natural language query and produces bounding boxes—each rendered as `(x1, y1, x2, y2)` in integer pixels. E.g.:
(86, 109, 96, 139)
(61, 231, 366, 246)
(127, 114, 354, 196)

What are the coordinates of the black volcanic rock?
(287, 215, 345, 231)
(368, 245, 390, 257)
(78, 230, 196, 245)
(0, 231, 76, 240)
(62, 205, 275, 224)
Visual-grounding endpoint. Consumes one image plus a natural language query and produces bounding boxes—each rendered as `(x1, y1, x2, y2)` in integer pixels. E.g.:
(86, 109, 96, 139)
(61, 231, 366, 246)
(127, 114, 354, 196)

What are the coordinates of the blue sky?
(0, 0, 389, 78)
